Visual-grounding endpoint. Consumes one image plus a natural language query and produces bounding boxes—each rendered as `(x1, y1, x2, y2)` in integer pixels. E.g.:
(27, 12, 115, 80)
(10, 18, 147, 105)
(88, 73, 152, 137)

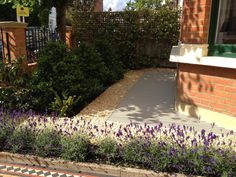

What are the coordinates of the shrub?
(8, 127, 35, 153)
(31, 42, 114, 116)
(61, 135, 90, 162)
(0, 112, 235, 176)
(0, 41, 125, 116)
(96, 137, 119, 162)
(0, 123, 12, 150)
(0, 57, 31, 87)
(72, 43, 110, 88)
(34, 129, 61, 157)
(148, 141, 180, 172)
(122, 138, 151, 167)
(0, 87, 34, 111)
(94, 40, 124, 85)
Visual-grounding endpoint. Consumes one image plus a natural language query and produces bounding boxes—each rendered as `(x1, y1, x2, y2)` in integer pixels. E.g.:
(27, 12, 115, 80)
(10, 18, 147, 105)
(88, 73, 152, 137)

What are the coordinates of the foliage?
(73, 10, 180, 69)
(125, 0, 175, 11)
(0, 3, 15, 21)
(61, 135, 90, 162)
(72, 43, 110, 87)
(0, 0, 98, 40)
(8, 126, 35, 153)
(0, 122, 12, 150)
(122, 138, 150, 167)
(0, 58, 31, 87)
(31, 42, 111, 116)
(34, 129, 62, 157)
(0, 87, 33, 111)
(51, 92, 81, 117)
(96, 138, 119, 162)
(94, 40, 124, 84)
(0, 111, 236, 176)
(0, 41, 124, 116)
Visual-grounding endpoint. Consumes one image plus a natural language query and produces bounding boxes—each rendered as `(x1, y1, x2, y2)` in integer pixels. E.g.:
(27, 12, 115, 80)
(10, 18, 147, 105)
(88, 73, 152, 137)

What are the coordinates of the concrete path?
(108, 70, 229, 134)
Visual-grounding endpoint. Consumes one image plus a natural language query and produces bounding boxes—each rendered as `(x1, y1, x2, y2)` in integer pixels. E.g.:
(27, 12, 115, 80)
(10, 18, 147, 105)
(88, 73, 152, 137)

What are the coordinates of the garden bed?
(0, 111, 235, 177)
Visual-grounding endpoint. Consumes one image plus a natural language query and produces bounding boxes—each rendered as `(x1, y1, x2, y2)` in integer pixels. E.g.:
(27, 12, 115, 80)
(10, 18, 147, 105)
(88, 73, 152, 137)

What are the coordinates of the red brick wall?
(180, 0, 212, 44)
(94, 0, 103, 12)
(2, 27, 27, 63)
(178, 64, 236, 117)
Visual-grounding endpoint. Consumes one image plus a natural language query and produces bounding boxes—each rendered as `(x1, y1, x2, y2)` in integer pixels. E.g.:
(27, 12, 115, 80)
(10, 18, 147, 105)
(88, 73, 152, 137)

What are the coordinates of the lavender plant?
(34, 129, 62, 157)
(96, 137, 119, 162)
(0, 109, 235, 176)
(61, 134, 90, 162)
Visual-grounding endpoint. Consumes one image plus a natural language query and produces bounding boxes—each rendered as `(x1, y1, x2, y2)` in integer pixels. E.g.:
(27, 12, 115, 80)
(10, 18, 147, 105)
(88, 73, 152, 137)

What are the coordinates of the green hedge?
(73, 9, 180, 69)
(0, 41, 124, 116)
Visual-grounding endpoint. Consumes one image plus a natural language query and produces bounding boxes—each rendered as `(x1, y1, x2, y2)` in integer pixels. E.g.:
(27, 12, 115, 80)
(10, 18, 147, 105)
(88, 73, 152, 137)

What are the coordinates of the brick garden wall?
(178, 64, 236, 117)
(180, 0, 212, 44)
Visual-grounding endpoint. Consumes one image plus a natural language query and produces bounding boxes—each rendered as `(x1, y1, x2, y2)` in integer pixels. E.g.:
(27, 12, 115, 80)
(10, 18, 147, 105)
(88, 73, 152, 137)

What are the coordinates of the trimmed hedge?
(73, 9, 180, 69)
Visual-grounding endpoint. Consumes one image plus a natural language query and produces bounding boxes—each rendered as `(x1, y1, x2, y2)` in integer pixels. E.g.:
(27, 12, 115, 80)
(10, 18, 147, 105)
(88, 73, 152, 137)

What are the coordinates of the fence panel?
(26, 27, 59, 63)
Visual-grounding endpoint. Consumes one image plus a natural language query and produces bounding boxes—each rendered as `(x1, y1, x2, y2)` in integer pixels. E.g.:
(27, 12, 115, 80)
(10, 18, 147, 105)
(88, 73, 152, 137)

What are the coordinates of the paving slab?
(108, 70, 229, 134)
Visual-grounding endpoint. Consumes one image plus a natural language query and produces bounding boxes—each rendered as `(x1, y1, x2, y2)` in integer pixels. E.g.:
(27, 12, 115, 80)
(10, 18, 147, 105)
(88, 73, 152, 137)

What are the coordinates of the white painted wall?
(49, 7, 57, 29)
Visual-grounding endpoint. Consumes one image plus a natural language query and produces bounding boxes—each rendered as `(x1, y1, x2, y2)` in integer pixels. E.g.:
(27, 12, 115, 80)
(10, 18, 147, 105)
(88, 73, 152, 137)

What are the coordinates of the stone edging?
(0, 152, 199, 177)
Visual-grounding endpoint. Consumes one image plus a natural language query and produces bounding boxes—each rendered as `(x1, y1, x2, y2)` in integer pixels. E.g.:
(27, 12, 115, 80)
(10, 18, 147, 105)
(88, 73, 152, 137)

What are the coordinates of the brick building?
(170, 0, 236, 130)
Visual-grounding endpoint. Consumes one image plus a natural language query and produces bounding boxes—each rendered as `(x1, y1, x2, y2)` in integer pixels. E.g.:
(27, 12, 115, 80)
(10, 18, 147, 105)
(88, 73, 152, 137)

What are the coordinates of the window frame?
(208, 0, 236, 58)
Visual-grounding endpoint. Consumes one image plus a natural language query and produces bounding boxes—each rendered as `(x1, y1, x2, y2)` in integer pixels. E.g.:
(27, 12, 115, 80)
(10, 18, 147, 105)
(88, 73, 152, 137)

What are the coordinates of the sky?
(103, 0, 132, 11)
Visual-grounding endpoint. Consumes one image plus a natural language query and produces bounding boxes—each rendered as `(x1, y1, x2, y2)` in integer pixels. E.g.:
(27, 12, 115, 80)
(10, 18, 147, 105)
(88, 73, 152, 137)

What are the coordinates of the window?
(215, 0, 236, 44)
(208, 0, 236, 57)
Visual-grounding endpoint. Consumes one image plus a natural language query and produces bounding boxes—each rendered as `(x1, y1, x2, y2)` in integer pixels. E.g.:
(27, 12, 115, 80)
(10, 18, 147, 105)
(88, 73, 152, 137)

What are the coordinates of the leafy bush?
(30, 42, 118, 116)
(94, 40, 124, 84)
(0, 87, 34, 111)
(34, 129, 62, 157)
(122, 138, 150, 167)
(96, 137, 119, 162)
(71, 43, 110, 88)
(61, 135, 90, 162)
(0, 123, 12, 150)
(8, 127, 35, 153)
(0, 58, 31, 87)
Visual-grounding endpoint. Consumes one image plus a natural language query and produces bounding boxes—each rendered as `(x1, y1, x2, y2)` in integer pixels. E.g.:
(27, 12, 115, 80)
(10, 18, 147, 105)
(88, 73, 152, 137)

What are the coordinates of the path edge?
(0, 152, 198, 177)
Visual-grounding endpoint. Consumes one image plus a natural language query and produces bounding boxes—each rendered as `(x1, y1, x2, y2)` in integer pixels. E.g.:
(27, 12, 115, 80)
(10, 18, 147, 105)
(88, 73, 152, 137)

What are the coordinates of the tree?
(0, 0, 98, 42)
(125, 0, 176, 11)
(0, 3, 15, 21)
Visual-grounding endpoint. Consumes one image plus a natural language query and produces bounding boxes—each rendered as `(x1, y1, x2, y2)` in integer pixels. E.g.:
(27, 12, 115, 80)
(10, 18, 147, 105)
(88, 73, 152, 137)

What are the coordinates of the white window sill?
(169, 46, 236, 69)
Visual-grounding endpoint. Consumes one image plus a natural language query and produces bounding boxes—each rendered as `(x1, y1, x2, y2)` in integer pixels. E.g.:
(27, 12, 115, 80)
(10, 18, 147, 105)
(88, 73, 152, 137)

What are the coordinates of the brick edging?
(0, 152, 197, 177)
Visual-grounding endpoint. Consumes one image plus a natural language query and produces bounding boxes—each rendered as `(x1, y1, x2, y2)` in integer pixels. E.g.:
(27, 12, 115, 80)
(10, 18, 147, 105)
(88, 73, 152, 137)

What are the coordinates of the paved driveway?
(108, 69, 229, 134)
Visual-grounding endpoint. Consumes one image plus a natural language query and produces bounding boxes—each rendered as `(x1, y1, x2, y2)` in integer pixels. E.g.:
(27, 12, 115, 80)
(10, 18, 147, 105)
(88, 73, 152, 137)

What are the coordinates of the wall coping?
(170, 46, 236, 69)
(0, 21, 28, 29)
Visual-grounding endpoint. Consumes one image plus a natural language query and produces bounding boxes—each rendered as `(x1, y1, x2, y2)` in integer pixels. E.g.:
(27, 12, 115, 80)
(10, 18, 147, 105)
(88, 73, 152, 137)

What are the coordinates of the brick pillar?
(65, 26, 73, 48)
(180, 0, 212, 44)
(94, 0, 103, 12)
(0, 21, 27, 63)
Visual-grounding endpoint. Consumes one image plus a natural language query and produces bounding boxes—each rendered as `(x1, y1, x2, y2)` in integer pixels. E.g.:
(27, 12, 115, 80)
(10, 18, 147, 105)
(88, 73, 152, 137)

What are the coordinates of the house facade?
(170, 0, 236, 130)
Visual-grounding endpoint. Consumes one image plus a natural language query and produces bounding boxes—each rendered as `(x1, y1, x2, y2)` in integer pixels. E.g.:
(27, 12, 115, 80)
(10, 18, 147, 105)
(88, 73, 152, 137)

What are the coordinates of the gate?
(0, 28, 11, 64)
(26, 27, 59, 63)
